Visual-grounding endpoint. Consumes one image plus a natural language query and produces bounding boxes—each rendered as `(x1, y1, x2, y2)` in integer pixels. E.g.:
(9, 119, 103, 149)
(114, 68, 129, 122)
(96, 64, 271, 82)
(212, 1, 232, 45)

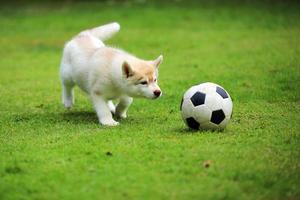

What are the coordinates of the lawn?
(0, 1, 300, 199)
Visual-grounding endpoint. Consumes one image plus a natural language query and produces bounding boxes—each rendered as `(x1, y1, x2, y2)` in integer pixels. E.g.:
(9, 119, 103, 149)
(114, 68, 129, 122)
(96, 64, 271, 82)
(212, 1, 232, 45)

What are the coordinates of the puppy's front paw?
(100, 118, 119, 126)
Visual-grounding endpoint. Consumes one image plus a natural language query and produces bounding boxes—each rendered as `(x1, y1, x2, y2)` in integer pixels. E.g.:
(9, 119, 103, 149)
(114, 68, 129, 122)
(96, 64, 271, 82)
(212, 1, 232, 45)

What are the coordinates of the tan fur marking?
(136, 77, 144, 81)
(133, 61, 155, 83)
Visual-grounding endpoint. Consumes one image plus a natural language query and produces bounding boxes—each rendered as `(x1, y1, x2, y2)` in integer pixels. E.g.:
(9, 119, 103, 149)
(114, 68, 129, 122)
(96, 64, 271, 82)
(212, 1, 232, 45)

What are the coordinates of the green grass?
(1, 1, 300, 199)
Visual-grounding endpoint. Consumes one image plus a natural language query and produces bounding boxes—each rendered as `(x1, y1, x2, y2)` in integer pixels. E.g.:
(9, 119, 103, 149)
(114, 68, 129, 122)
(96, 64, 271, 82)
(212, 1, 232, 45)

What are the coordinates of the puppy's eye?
(154, 78, 157, 82)
(140, 81, 148, 85)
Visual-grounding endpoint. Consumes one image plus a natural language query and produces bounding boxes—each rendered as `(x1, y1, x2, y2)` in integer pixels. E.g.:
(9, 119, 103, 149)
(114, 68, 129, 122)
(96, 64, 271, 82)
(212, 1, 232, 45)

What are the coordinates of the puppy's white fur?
(60, 22, 163, 126)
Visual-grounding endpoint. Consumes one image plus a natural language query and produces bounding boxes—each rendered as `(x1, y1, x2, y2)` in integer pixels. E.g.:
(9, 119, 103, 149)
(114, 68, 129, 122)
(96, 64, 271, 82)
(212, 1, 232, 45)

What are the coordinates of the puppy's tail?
(89, 22, 120, 41)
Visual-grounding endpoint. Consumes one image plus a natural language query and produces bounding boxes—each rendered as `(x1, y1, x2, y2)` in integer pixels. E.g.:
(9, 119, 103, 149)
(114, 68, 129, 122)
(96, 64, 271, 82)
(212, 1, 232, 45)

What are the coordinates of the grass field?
(0, 1, 300, 199)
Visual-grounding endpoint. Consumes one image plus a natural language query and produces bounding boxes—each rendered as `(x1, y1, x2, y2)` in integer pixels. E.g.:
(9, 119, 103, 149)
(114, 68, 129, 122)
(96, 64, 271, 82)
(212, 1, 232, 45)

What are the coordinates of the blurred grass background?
(0, 0, 300, 200)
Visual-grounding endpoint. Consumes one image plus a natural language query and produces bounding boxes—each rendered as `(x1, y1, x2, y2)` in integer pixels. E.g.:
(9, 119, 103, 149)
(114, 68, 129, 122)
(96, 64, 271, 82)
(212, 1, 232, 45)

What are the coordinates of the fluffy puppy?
(60, 22, 163, 126)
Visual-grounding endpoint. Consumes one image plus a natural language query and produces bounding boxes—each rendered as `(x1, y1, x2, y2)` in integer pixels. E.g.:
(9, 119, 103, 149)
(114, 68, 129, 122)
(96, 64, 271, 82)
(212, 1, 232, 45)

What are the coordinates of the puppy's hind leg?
(61, 60, 75, 109)
(61, 80, 75, 109)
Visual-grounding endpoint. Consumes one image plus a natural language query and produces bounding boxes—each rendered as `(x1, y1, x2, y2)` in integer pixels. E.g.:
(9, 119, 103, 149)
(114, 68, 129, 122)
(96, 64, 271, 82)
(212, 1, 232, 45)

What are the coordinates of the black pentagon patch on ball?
(216, 87, 228, 99)
(186, 117, 200, 130)
(211, 109, 225, 125)
(190, 92, 206, 107)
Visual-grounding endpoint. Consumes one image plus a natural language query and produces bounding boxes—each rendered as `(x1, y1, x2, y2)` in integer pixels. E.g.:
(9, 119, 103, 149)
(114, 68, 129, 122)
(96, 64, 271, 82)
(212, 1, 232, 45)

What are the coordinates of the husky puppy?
(60, 22, 163, 126)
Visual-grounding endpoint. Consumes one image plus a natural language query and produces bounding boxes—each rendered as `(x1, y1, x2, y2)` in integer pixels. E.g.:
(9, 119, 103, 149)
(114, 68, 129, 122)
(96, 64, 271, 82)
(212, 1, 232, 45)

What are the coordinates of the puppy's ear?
(122, 61, 134, 78)
(152, 55, 163, 68)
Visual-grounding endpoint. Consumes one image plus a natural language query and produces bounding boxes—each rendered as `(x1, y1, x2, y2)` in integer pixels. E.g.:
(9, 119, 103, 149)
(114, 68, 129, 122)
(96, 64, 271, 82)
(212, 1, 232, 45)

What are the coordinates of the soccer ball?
(180, 82, 233, 130)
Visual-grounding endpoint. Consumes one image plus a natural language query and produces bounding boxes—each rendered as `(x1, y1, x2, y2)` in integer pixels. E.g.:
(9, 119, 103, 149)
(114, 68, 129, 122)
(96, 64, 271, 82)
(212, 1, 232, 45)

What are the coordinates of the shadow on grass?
(171, 127, 226, 135)
(12, 111, 99, 125)
(61, 111, 98, 124)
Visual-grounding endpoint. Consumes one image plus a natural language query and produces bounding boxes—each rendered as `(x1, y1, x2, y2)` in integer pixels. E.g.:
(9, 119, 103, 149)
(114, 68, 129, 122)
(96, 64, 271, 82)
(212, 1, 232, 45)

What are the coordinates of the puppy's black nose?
(154, 90, 161, 97)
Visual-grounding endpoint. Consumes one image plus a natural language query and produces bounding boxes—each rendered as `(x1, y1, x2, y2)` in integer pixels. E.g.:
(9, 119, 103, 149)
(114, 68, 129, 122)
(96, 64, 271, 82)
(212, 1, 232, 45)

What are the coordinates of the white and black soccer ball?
(180, 82, 233, 130)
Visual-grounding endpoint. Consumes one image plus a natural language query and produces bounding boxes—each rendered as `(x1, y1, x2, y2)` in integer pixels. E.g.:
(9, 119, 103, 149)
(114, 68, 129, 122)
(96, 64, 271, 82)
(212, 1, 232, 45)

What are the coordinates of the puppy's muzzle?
(153, 90, 161, 98)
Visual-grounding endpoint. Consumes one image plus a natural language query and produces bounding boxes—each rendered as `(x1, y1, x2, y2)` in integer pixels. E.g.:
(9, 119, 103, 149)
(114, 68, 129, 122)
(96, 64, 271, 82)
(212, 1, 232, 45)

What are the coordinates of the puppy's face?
(123, 55, 163, 99)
